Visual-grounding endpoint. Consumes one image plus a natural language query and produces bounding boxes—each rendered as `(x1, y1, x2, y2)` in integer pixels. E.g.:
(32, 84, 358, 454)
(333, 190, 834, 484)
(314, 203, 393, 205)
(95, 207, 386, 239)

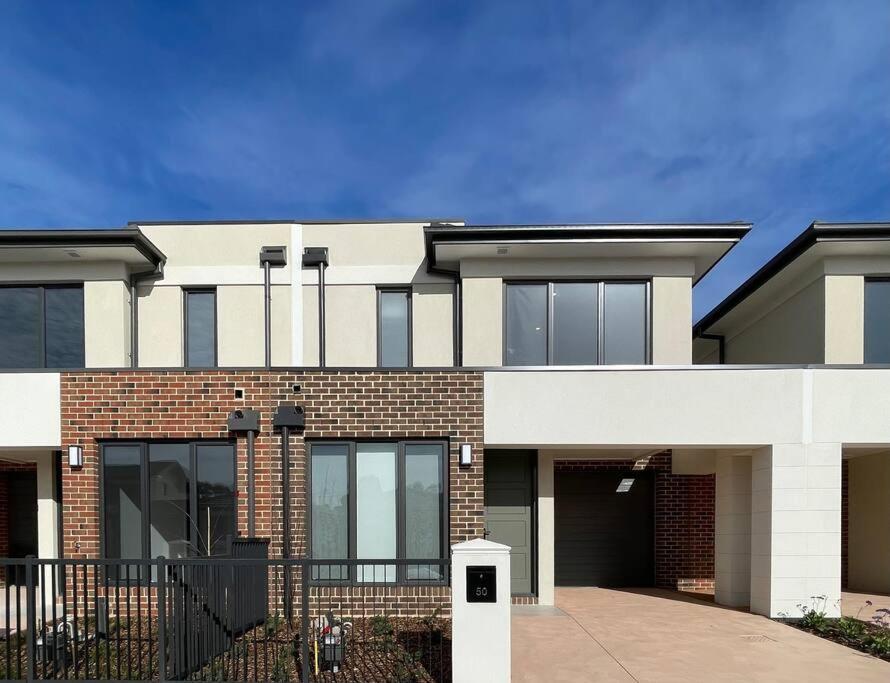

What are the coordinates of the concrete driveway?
(513, 587, 890, 682)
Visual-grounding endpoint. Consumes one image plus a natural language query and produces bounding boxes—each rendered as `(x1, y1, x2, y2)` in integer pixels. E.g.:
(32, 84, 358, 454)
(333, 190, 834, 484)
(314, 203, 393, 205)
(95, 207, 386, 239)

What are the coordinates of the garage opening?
(555, 467, 654, 587)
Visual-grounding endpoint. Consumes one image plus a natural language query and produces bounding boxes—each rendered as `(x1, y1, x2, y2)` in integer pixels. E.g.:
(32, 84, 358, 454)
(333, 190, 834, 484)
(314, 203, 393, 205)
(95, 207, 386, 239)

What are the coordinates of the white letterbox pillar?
(451, 539, 511, 683)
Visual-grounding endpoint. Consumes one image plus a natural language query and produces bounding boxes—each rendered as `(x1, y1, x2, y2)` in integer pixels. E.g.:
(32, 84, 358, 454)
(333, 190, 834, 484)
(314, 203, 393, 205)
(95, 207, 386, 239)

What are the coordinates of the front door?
(6, 470, 38, 586)
(484, 450, 535, 595)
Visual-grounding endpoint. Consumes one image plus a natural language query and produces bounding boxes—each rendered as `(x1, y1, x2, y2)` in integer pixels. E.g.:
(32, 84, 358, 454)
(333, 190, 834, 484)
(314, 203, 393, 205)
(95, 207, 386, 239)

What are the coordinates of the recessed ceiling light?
(64, 249, 81, 258)
(496, 246, 509, 255)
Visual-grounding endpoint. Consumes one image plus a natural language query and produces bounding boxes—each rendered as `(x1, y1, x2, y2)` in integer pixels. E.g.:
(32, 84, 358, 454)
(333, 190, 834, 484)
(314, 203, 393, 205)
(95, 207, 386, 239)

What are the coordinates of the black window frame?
(306, 439, 449, 586)
(183, 287, 218, 368)
(99, 439, 237, 583)
(376, 287, 413, 368)
(864, 277, 890, 364)
(0, 282, 85, 369)
(502, 279, 652, 366)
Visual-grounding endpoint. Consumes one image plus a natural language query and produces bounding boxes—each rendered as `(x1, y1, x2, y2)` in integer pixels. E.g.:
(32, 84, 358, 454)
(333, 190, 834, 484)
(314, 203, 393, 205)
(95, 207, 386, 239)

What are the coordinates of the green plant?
(798, 595, 833, 633)
(863, 631, 890, 657)
(837, 616, 865, 640)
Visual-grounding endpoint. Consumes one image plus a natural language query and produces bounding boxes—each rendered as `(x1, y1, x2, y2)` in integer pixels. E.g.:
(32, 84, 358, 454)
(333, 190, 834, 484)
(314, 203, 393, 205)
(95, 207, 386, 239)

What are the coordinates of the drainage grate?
(740, 634, 776, 643)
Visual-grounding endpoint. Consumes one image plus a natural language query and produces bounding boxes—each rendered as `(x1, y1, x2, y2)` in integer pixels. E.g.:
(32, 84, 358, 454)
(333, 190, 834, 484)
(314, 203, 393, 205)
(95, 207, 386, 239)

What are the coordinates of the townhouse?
(1, 219, 889, 620)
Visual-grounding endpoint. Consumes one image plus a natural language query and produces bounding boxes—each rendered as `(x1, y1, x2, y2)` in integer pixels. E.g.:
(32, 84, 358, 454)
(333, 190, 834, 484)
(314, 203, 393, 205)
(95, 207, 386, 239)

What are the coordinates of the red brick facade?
(554, 453, 715, 593)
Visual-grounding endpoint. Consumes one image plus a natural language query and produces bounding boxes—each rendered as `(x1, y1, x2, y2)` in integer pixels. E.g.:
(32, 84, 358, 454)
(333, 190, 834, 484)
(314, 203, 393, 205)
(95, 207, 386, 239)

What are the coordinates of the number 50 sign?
(466, 565, 497, 603)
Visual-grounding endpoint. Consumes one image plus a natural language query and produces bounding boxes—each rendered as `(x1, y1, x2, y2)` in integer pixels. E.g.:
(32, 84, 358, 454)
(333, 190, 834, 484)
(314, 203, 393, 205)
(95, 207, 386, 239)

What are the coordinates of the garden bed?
(778, 598, 890, 662)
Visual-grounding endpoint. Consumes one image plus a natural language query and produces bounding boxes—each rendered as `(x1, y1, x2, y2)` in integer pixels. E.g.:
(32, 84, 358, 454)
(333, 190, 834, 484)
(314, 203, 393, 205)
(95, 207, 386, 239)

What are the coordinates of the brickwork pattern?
(554, 453, 715, 592)
(59, 370, 484, 614)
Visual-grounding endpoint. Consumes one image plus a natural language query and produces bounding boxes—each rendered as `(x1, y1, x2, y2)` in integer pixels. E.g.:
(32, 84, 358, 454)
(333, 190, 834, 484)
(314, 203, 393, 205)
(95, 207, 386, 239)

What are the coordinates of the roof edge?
(0, 227, 166, 266)
(694, 221, 890, 337)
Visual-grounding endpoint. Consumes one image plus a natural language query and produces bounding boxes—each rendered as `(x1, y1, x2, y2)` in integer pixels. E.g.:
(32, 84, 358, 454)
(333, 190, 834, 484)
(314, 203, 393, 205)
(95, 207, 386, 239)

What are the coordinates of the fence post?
(300, 564, 310, 683)
(157, 556, 167, 682)
(25, 555, 36, 682)
(451, 539, 511, 683)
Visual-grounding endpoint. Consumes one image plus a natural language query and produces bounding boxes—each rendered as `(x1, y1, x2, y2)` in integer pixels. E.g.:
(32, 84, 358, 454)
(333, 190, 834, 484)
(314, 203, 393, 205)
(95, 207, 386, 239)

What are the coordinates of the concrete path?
(512, 587, 890, 682)
(843, 589, 890, 626)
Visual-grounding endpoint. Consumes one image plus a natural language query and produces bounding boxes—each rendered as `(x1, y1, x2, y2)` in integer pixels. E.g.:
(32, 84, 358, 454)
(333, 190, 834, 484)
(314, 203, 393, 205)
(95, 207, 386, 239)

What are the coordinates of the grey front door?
(484, 450, 535, 595)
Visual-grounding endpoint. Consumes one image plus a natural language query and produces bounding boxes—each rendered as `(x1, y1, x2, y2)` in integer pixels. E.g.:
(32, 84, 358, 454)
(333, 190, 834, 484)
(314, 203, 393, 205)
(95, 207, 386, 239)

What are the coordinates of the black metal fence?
(0, 553, 450, 682)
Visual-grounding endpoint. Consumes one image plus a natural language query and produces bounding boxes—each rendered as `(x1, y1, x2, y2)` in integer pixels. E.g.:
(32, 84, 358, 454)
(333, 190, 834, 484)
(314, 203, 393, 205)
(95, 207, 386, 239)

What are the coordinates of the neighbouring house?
(1, 218, 888, 620)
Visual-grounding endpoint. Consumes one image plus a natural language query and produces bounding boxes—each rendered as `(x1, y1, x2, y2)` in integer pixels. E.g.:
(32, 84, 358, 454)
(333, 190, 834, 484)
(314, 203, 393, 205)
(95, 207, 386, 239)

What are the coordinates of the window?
(865, 279, 890, 363)
(102, 441, 236, 579)
(504, 281, 648, 365)
(309, 440, 447, 583)
(184, 289, 216, 367)
(378, 289, 411, 367)
(0, 284, 84, 368)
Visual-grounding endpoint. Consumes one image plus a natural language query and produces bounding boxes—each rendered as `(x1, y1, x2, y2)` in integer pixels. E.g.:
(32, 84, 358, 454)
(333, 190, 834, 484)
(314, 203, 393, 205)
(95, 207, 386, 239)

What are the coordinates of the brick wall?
(554, 453, 715, 592)
(60, 370, 483, 613)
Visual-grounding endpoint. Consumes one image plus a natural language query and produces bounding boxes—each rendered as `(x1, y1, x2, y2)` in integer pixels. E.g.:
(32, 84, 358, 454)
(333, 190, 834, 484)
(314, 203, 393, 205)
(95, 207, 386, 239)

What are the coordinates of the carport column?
(714, 453, 752, 607)
(451, 539, 512, 683)
(537, 450, 555, 606)
(750, 443, 842, 618)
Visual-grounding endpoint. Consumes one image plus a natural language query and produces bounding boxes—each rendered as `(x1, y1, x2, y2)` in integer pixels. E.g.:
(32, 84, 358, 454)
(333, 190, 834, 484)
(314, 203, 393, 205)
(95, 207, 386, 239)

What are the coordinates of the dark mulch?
(779, 619, 890, 663)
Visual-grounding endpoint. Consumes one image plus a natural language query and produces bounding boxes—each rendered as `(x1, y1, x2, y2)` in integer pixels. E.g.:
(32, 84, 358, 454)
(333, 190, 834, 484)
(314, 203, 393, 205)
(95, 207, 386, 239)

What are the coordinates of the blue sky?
(1, 1, 888, 319)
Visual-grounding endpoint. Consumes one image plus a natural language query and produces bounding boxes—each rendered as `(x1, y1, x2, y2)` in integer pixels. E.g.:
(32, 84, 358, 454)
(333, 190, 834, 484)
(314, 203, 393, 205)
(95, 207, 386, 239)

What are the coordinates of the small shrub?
(863, 631, 890, 657)
(837, 617, 865, 640)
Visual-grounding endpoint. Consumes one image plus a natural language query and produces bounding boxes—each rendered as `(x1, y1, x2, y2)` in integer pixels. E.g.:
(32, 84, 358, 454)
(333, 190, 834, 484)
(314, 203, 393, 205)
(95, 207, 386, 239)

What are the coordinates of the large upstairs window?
(865, 279, 890, 363)
(0, 284, 84, 368)
(505, 281, 648, 365)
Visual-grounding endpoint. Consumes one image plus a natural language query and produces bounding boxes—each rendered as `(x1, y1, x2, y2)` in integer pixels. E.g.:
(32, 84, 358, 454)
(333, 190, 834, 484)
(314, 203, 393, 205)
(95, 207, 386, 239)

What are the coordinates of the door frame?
(484, 449, 538, 598)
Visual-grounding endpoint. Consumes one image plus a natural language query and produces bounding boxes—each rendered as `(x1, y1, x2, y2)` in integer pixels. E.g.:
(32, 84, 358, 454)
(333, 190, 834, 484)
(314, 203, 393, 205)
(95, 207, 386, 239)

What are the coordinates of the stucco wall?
(324, 285, 377, 366)
(136, 284, 183, 366)
(652, 277, 692, 364)
(462, 277, 503, 366)
(412, 284, 454, 366)
(847, 453, 890, 593)
(824, 275, 864, 364)
(0, 373, 61, 448)
(84, 280, 131, 367)
(723, 277, 825, 364)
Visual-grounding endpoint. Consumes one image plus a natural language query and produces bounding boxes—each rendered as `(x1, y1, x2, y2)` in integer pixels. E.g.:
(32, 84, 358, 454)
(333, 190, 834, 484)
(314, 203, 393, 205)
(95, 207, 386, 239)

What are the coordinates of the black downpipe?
(263, 260, 271, 369)
(246, 429, 256, 537)
(272, 404, 304, 622)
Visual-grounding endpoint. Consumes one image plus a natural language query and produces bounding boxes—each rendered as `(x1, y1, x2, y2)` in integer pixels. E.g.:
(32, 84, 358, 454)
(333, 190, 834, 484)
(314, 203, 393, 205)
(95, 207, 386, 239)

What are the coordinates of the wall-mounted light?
(67, 444, 83, 468)
(459, 443, 473, 467)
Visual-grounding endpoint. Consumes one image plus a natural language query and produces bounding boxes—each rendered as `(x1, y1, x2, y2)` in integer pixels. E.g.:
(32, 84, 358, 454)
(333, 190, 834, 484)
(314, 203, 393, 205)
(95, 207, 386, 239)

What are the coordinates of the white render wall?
(750, 444, 842, 618)
(715, 454, 752, 607)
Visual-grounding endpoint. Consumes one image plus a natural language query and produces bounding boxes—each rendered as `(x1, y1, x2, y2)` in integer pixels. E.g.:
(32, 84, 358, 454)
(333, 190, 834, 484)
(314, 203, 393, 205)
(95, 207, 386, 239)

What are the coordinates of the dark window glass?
(102, 441, 235, 577)
(379, 290, 410, 367)
(196, 444, 236, 556)
(0, 285, 84, 368)
(405, 443, 444, 580)
(865, 280, 890, 363)
(45, 287, 85, 367)
(185, 290, 216, 367)
(0, 287, 41, 368)
(103, 445, 143, 579)
(308, 441, 447, 584)
(148, 444, 191, 561)
(603, 283, 647, 364)
(311, 444, 349, 580)
(552, 282, 598, 365)
(505, 284, 547, 365)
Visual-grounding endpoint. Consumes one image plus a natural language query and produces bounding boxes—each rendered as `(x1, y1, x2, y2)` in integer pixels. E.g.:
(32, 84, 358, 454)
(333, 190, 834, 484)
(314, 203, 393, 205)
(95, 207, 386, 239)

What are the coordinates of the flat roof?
(0, 228, 166, 267)
(694, 221, 890, 337)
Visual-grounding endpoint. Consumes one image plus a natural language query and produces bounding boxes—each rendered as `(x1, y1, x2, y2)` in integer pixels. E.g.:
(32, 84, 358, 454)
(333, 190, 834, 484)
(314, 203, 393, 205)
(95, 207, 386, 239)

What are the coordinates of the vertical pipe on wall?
(280, 424, 292, 620)
(247, 429, 256, 537)
(264, 260, 272, 369)
(317, 261, 326, 368)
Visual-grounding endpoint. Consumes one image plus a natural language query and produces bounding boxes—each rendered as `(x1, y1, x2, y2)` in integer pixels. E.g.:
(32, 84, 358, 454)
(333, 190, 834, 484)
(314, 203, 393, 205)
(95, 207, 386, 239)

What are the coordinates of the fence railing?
(0, 554, 451, 682)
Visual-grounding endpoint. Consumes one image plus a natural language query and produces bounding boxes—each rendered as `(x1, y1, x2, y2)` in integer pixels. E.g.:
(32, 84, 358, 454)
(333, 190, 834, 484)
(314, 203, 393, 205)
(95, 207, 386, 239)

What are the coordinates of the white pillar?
(751, 443, 842, 618)
(715, 453, 752, 607)
(536, 451, 555, 606)
(451, 539, 511, 683)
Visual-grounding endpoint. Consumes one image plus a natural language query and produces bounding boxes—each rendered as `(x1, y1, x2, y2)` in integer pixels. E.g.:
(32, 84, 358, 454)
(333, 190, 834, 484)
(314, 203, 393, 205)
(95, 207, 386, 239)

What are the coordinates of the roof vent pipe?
(302, 247, 329, 367)
(259, 246, 287, 369)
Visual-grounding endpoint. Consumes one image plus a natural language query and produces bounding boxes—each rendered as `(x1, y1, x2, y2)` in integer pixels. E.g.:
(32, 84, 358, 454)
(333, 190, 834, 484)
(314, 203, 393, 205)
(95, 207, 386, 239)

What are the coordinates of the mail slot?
(466, 565, 496, 603)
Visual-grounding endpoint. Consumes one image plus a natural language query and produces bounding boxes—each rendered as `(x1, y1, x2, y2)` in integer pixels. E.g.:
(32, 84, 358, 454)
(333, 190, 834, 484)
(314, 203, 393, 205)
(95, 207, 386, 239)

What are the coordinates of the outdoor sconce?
(67, 444, 84, 468)
(459, 443, 473, 467)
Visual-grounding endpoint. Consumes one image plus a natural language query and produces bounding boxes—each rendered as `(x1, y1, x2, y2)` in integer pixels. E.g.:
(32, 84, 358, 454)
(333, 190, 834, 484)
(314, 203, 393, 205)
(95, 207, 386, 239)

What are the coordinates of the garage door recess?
(555, 468, 654, 587)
